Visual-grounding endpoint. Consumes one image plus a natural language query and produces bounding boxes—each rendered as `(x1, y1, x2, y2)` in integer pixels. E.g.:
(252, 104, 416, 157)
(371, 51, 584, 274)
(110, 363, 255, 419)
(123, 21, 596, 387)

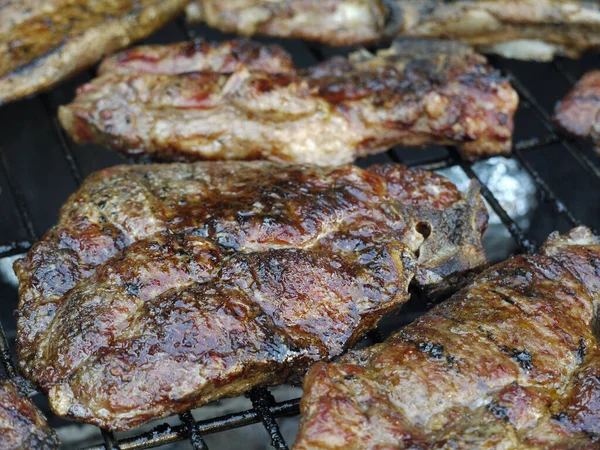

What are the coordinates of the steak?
(187, 0, 600, 61)
(59, 39, 518, 164)
(14, 161, 488, 430)
(554, 71, 600, 153)
(0, 0, 188, 104)
(294, 226, 600, 450)
(0, 380, 59, 450)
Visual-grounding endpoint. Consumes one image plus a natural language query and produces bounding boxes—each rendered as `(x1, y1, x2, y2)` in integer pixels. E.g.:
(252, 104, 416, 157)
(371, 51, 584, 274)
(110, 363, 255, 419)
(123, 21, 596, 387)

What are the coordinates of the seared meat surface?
(294, 227, 600, 449)
(0, 0, 188, 104)
(14, 162, 487, 430)
(0, 380, 59, 450)
(59, 39, 517, 164)
(554, 71, 600, 152)
(98, 39, 295, 76)
(188, 1, 600, 61)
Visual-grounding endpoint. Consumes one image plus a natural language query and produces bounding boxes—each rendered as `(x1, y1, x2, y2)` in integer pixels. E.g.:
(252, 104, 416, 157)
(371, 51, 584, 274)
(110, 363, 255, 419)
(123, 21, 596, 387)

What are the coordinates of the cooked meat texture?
(554, 71, 600, 152)
(0, 0, 188, 105)
(14, 162, 488, 430)
(0, 380, 59, 450)
(294, 226, 600, 450)
(59, 39, 517, 164)
(188, 1, 600, 60)
(98, 39, 295, 76)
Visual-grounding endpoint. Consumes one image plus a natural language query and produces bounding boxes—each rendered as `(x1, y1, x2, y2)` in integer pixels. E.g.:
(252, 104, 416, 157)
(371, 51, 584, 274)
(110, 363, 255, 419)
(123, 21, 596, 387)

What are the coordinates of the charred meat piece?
(294, 226, 600, 450)
(0, 0, 188, 105)
(554, 71, 600, 152)
(0, 380, 59, 450)
(59, 39, 517, 163)
(187, 1, 600, 61)
(14, 162, 488, 430)
(98, 39, 295, 76)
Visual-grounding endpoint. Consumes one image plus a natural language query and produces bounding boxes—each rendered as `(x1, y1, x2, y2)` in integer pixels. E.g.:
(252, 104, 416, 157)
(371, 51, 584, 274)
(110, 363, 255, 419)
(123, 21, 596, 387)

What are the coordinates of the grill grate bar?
(502, 69, 600, 180)
(179, 412, 210, 450)
(101, 430, 121, 450)
(40, 94, 84, 186)
(247, 388, 289, 450)
(446, 147, 538, 254)
(0, 151, 39, 242)
(83, 399, 301, 450)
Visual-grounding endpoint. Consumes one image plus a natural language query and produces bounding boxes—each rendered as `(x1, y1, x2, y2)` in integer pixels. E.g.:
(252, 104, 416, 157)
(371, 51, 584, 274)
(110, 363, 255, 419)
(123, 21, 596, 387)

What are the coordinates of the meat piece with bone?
(294, 226, 600, 449)
(59, 39, 517, 164)
(187, 0, 600, 61)
(13, 161, 487, 430)
(554, 71, 600, 153)
(0, 0, 188, 105)
(0, 380, 59, 450)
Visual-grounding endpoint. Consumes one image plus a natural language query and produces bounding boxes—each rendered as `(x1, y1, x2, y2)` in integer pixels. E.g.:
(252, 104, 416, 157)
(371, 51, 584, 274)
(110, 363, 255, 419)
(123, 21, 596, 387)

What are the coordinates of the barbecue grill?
(1, 16, 599, 450)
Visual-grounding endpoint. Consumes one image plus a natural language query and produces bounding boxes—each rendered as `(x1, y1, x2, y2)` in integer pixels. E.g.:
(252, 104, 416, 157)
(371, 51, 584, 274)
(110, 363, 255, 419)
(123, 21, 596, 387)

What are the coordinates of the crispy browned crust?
(59, 39, 517, 163)
(0, 0, 188, 104)
(294, 226, 600, 450)
(14, 161, 487, 430)
(98, 39, 296, 76)
(0, 381, 59, 450)
(188, 0, 600, 59)
(554, 71, 600, 151)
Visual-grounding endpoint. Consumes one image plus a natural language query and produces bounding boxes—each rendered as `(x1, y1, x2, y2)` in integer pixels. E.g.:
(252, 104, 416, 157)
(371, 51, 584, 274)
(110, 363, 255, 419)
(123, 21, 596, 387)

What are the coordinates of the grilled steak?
(0, 380, 59, 450)
(554, 71, 600, 152)
(98, 39, 295, 76)
(188, 1, 600, 61)
(14, 162, 487, 430)
(294, 226, 600, 449)
(0, 0, 188, 105)
(59, 39, 517, 164)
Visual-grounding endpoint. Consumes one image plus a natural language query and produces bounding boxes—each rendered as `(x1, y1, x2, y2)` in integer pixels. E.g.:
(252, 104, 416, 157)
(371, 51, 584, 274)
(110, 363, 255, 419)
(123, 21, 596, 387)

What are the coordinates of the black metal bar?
(0, 151, 38, 241)
(446, 147, 538, 254)
(40, 94, 83, 186)
(0, 317, 17, 380)
(101, 430, 121, 450)
(247, 388, 289, 450)
(503, 70, 600, 179)
(179, 411, 210, 450)
(0, 239, 33, 259)
(84, 399, 301, 450)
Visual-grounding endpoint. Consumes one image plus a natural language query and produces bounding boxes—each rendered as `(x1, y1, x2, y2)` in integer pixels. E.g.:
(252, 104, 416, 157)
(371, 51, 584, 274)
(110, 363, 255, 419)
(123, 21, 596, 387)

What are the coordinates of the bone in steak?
(294, 226, 600, 450)
(0, 0, 188, 104)
(187, 0, 600, 61)
(554, 71, 600, 153)
(14, 161, 487, 430)
(0, 380, 59, 450)
(59, 39, 517, 164)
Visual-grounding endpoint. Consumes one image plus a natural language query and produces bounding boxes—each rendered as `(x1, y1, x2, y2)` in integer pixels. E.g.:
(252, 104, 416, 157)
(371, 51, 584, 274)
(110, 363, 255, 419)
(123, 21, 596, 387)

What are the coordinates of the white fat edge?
(479, 40, 560, 62)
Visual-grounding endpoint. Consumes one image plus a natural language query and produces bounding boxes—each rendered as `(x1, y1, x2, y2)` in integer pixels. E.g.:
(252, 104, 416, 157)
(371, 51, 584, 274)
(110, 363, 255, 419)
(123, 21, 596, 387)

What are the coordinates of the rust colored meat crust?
(0, 0, 188, 104)
(59, 39, 518, 164)
(294, 226, 600, 450)
(187, 1, 600, 60)
(554, 71, 600, 152)
(0, 381, 59, 450)
(14, 161, 487, 430)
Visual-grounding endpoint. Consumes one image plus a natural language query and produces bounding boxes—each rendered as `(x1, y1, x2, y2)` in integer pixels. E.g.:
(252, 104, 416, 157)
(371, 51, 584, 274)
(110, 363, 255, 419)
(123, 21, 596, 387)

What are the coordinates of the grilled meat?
(187, 1, 600, 61)
(59, 39, 517, 163)
(14, 161, 488, 430)
(294, 226, 600, 450)
(554, 71, 600, 152)
(0, 0, 188, 105)
(0, 380, 59, 450)
(98, 39, 295, 76)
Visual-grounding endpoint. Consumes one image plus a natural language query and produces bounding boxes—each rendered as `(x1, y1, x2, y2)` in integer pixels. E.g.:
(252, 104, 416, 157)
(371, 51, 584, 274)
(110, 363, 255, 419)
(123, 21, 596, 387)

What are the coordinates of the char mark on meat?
(294, 226, 600, 449)
(14, 161, 487, 430)
(59, 38, 518, 164)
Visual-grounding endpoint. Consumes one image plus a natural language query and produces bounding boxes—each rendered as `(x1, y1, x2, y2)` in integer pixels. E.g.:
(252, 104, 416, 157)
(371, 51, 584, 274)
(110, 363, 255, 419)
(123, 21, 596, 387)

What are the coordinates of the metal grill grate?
(0, 17, 599, 450)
